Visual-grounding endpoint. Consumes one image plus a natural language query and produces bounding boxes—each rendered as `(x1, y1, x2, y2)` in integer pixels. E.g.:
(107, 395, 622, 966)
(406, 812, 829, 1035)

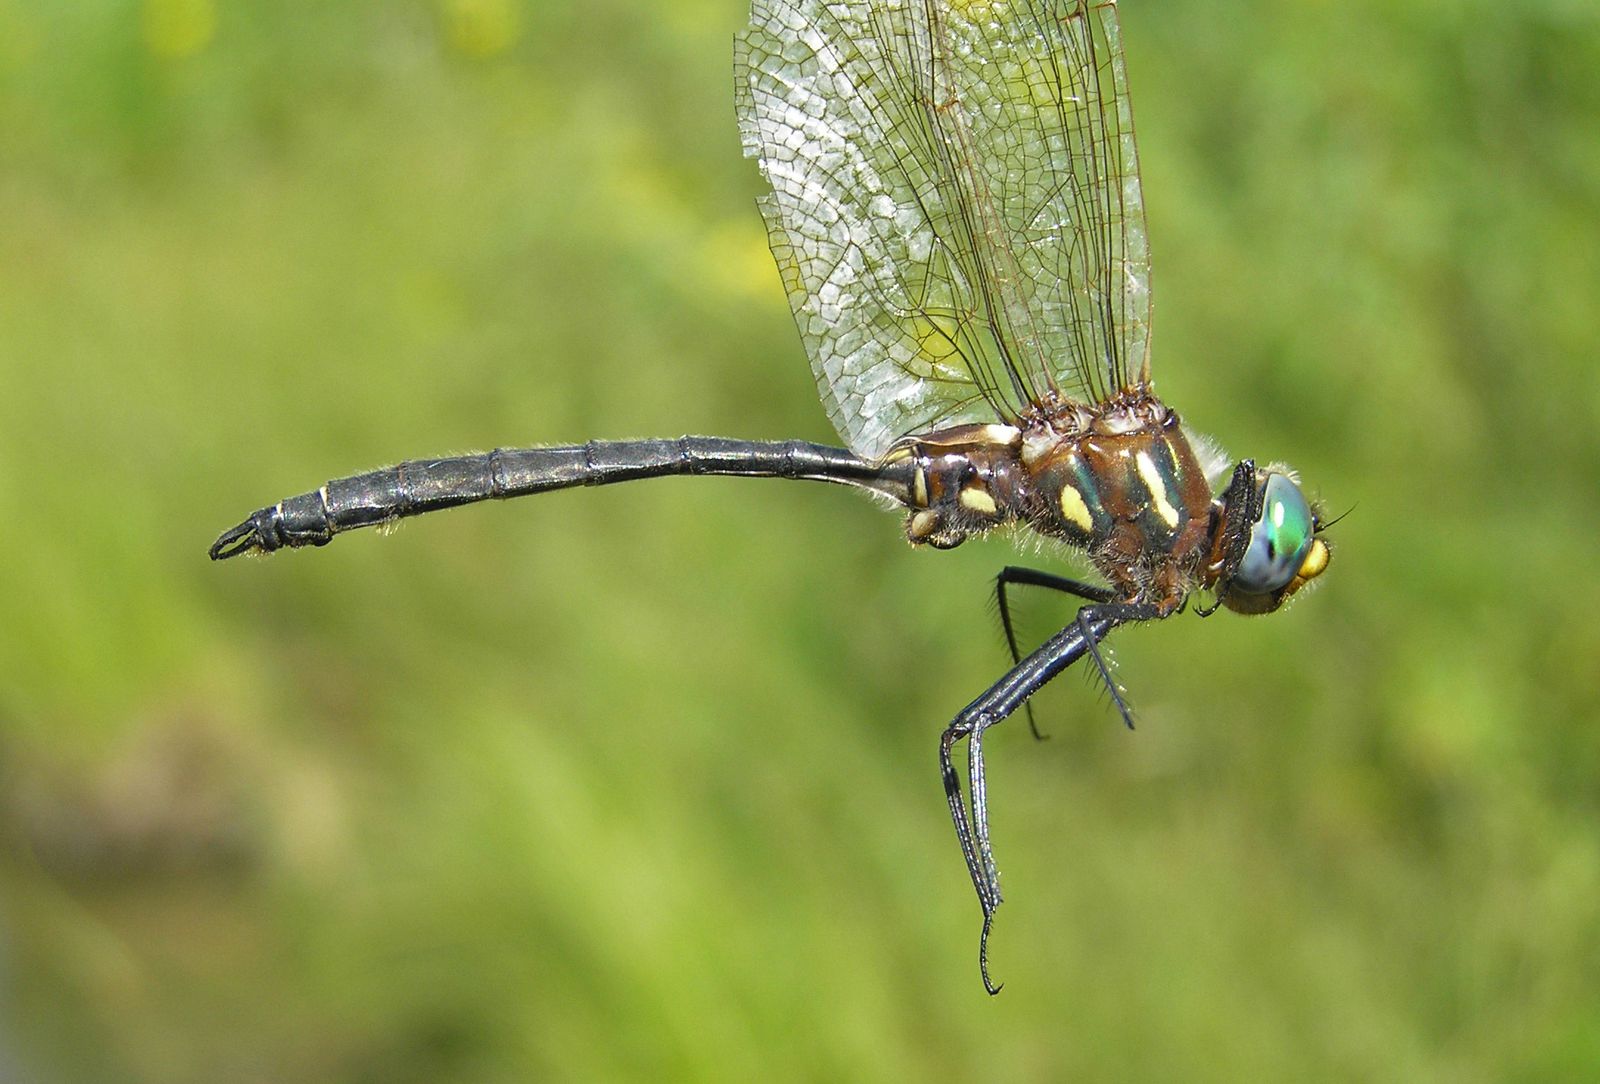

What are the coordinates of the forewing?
(736, 0, 1152, 460)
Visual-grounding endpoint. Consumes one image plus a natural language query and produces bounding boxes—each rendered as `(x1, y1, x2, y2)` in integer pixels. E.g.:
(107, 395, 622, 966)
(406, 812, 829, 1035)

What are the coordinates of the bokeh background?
(2, 0, 1598, 1079)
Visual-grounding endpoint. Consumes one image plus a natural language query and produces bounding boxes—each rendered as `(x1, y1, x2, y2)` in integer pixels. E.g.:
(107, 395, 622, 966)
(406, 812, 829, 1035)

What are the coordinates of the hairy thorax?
(889, 386, 1216, 612)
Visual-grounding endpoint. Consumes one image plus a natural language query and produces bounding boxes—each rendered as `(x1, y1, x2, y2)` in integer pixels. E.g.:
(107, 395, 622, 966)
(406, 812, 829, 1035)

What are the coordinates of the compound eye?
(1233, 473, 1315, 595)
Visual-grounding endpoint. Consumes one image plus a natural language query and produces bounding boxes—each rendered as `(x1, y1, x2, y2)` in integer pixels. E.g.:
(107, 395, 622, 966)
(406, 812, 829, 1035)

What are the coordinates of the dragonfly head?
(1211, 465, 1331, 616)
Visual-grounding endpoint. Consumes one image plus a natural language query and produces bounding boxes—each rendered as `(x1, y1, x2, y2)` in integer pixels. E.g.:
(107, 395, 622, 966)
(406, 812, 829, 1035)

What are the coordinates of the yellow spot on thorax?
(1135, 450, 1181, 528)
(1058, 484, 1094, 533)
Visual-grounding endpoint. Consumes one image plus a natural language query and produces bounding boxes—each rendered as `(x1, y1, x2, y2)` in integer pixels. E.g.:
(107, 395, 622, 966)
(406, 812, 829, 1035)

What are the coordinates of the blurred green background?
(2, 0, 1598, 1080)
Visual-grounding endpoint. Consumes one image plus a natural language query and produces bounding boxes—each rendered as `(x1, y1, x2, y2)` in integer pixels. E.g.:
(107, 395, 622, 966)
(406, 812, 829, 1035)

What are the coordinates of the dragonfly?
(211, 0, 1332, 993)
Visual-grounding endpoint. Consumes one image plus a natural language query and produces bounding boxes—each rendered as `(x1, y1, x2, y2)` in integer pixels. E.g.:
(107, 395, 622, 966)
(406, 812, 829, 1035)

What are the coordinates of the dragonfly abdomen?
(890, 424, 1034, 550)
(209, 438, 914, 560)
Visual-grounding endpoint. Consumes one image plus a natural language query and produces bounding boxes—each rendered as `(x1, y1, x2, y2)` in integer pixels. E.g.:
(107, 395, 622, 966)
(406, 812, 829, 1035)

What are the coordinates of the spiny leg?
(1074, 602, 1161, 731)
(995, 567, 1116, 740)
(967, 713, 1008, 994)
(939, 723, 990, 911)
(940, 610, 1126, 995)
(934, 713, 998, 991)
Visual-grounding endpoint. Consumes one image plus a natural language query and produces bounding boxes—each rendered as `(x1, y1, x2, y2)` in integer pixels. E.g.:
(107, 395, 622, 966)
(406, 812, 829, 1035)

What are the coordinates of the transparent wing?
(736, 0, 1152, 460)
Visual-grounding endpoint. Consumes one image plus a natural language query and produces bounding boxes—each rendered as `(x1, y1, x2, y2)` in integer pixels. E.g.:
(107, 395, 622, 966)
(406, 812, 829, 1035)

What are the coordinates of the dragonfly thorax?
(893, 389, 1219, 610)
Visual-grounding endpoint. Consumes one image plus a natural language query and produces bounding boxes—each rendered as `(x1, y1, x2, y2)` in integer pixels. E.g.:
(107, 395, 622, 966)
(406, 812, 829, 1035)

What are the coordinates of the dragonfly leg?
(940, 708, 1005, 994)
(967, 711, 1008, 994)
(1074, 602, 1160, 731)
(995, 567, 1116, 741)
(939, 608, 1133, 994)
(940, 721, 990, 912)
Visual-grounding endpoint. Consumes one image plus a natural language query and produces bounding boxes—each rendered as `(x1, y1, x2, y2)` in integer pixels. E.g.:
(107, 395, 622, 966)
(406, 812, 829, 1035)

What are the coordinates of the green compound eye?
(1233, 473, 1315, 595)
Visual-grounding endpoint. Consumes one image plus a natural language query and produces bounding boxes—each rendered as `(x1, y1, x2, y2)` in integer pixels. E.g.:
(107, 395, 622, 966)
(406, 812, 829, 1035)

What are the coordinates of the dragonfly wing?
(736, 0, 1152, 460)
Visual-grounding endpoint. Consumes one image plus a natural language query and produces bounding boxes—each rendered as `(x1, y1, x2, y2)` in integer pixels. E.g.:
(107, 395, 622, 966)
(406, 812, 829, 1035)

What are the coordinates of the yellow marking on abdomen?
(973, 424, 1022, 446)
(959, 484, 997, 516)
(1058, 484, 1094, 533)
(912, 467, 929, 508)
(1135, 450, 1181, 528)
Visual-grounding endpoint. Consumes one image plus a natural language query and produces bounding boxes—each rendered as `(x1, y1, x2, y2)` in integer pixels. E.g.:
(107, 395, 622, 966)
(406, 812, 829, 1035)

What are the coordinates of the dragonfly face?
(211, 0, 1335, 994)
(1212, 469, 1331, 616)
